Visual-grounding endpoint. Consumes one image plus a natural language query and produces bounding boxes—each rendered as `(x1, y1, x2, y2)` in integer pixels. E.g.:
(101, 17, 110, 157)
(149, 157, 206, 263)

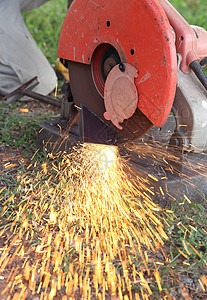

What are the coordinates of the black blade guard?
(80, 104, 117, 145)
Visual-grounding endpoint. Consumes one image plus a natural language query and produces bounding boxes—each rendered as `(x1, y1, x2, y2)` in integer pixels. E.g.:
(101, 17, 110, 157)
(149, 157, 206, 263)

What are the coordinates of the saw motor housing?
(58, 0, 207, 152)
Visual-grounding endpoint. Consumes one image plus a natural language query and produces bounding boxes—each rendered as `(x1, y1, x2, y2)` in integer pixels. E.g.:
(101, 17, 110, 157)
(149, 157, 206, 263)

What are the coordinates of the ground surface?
(0, 100, 60, 299)
(0, 98, 206, 299)
(0, 100, 59, 188)
(0, 0, 207, 298)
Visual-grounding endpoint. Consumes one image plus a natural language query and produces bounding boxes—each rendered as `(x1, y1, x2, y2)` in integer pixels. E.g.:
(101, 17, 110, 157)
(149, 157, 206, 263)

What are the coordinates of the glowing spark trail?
(0, 142, 206, 299)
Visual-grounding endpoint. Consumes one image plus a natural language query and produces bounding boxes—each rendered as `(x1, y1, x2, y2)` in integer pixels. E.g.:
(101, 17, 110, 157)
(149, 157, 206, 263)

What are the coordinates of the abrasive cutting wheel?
(68, 48, 153, 142)
(58, 0, 177, 143)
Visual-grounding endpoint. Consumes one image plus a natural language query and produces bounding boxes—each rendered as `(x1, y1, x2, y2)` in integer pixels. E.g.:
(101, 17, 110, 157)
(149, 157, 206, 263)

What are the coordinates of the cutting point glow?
(83, 143, 118, 172)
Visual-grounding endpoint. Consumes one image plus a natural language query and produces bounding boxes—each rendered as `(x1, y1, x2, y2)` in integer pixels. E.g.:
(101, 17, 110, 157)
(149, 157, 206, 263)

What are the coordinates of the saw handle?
(190, 60, 207, 90)
(159, 0, 207, 73)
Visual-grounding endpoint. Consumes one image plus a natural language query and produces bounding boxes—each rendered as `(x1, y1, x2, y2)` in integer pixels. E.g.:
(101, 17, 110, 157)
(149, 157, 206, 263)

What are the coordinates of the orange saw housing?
(58, 0, 177, 135)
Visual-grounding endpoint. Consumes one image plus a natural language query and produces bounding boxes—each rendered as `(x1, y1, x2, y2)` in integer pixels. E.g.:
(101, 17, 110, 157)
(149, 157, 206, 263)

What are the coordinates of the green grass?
(0, 102, 56, 153)
(170, 0, 207, 29)
(23, 0, 67, 66)
(165, 201, 207, 270)
(153, 200, 207, 297)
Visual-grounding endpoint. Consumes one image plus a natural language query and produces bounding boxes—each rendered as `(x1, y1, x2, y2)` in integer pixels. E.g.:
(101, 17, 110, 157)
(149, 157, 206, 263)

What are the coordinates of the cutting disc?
(68, 60, 153, 143)
(58, 0, 177, 142)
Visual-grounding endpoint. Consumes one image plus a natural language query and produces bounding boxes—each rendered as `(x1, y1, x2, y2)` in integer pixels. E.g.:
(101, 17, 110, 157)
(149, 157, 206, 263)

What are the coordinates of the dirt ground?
(0, 100, 60, 186)
(0, 100, 61, 299)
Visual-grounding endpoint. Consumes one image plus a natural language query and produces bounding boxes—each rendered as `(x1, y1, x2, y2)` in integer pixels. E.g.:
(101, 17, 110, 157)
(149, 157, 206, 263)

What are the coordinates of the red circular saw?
(58, 0, 207, 150)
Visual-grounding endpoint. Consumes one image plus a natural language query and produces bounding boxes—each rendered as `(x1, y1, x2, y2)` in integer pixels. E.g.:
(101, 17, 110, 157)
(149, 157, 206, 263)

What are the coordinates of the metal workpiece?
(3, 77, 61, 107)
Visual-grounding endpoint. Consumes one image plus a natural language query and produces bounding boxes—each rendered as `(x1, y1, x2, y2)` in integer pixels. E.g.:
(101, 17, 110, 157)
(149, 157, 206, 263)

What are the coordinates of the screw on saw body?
(119, 63, 126, 72)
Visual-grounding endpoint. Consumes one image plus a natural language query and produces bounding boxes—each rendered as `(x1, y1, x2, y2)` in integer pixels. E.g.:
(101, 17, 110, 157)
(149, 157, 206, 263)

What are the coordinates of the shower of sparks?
(122, 140, 207, 202)
(0, 141, 206, 299)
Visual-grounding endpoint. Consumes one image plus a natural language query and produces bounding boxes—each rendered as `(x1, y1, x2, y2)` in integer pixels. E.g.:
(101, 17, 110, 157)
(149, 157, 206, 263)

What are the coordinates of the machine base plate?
(36, 119, 80, 153)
